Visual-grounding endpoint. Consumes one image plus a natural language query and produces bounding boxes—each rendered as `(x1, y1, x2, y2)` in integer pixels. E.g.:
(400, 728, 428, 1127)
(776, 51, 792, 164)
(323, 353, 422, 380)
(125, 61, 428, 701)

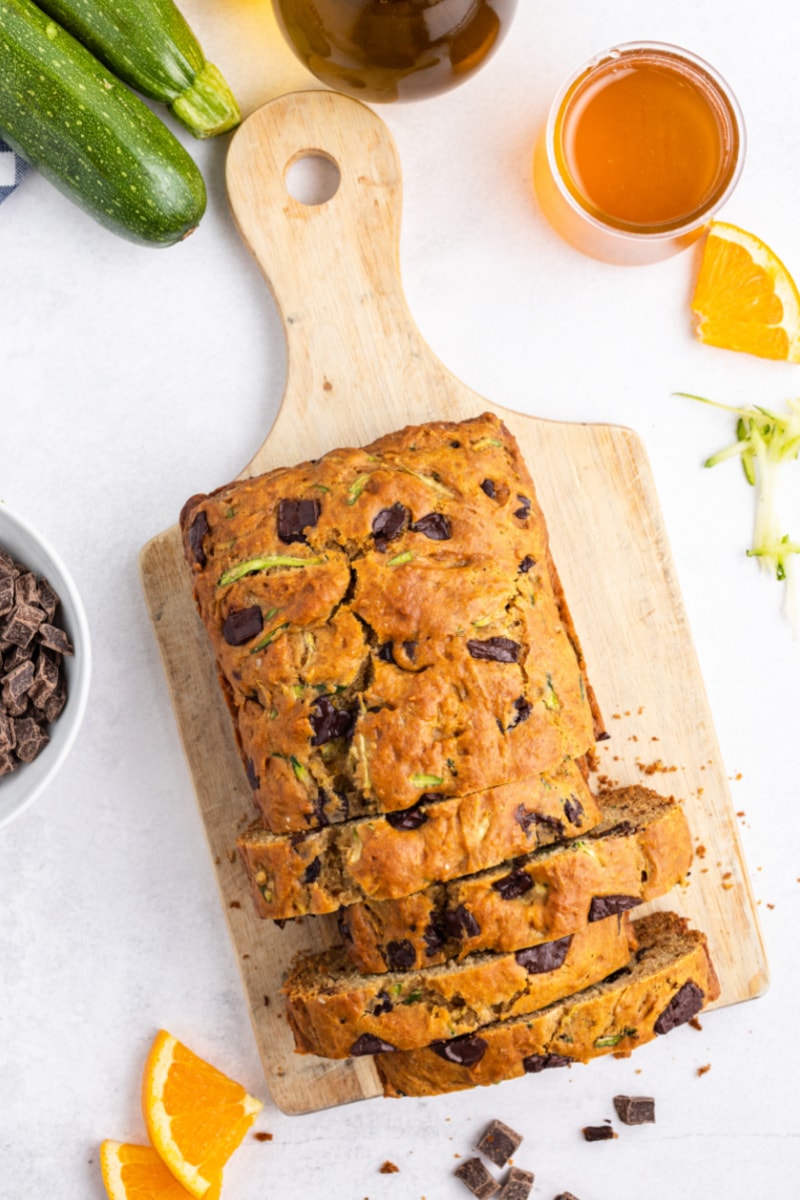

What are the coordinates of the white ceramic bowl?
(0, 502, 91, 830)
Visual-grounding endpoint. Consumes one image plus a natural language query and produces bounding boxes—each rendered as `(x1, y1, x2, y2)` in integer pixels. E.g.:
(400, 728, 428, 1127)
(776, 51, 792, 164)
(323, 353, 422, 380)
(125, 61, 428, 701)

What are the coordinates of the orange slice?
(142, 1031, 263, 1198)
(99, 1141, 221, 1200)
(691, 221, 800, 361)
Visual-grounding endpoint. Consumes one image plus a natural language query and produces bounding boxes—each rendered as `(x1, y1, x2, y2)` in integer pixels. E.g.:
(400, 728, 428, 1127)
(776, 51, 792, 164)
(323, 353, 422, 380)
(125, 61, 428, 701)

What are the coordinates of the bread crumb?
(697, 1064, 711, 1077)
(696, 844, 707, 859)
(253, 1132, 273, 1142)
(379, 1162, 399, 1174)
(689, 1017, 703, 1031)
(767, 903, 775, 910)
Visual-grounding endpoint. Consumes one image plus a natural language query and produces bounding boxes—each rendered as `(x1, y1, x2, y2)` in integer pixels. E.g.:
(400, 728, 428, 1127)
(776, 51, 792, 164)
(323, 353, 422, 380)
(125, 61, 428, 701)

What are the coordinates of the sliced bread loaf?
(376, 910, 719, 1096)
(338, 785, 692, 972)
(284, 912, 636, 1058)
(238, 757, 597, 919)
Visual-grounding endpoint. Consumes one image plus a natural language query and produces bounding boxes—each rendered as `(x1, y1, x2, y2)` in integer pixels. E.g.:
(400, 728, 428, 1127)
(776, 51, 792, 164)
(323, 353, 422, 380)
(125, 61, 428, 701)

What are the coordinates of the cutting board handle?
(225, 89, 484, 477)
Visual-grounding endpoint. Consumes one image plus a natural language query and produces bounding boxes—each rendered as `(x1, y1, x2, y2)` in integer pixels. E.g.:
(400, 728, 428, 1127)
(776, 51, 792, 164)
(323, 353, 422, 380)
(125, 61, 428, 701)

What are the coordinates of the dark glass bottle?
(272, 0, 519, 102)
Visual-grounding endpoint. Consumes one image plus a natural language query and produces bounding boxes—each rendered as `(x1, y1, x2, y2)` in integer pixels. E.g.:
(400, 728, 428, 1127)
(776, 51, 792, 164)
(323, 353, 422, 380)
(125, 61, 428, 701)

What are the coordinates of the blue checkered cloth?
(0, 136, 29, 204)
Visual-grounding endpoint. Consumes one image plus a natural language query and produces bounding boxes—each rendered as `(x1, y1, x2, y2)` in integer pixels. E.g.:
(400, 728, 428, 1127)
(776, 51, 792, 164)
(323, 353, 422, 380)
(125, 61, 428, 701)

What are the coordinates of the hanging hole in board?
(284, 153, 341, 206)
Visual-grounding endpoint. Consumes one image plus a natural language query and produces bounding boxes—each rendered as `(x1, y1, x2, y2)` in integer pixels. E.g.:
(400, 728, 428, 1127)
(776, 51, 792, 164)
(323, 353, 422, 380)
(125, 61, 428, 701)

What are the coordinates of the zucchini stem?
(170, 61, 240, 138)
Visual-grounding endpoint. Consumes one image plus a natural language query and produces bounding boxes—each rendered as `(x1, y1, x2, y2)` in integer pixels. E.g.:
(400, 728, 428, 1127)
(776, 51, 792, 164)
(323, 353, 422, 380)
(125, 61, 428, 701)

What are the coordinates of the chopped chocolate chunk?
(613, 1095, 655, 1125)
(309, 695, 354, 745)
(517, 555, 536, 574)
(492, 869, 533, 900)
(582, 1125, 617, 1142)
(385, 939, 417, 970)
(444, 903, 481, 940)
(514, 804, 564, 838)
(36, 578, 59, 622)
(336, 910, 353, 943)
(2, 602, 45, 649)
(301, 857, 322, 885)
(588, 894, 641, 922)
(0, 751, 15, 776)
(0, 710, 15, 753)
(467, 637, 522, 663)
(431, 1034, 488, 1067)
(245, 758, 260, 790)
(0, 576, 15, 616)
(372, 503, 411, 547)
(13, 716, 49, 763)
(386, 802, 429, 830)
(515, 935, 572, 974)
(188, 510, 210, 567)
(513, 495, 531, 519)
(43, 680, 67, 722)
(401, 639, 417, 660)
(480, 478, 497, 499)
(497, 1166, 534, 1200)
(349, 1033, 396, 1056)
(36, 623, 74, 655)
(522, 1052, 573, 1073)
(15, 573, 40, 607)
(277, 497, 321, 544)
(222, 606, 264, 646)
(654, 979, 705, 1034)
(509, 696, 532, 727)
(454, 1157, 500, 1199)
(372, 990, 393, 1015)
(376, 640, 395, 662)
(476, 1119, 522, 1168)
(2, 659, 34, 702)
(423, 916, 447, 957)
(597, 821, 637, 839)
(411, 512, 452, 540)
(563, 795, 585, 826)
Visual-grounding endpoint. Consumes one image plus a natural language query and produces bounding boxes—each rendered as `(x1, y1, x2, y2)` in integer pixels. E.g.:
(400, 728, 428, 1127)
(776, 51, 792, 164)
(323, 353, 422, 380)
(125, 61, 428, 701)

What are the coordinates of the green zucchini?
(31, 0, 240, 138)
(0, 0, 206, 245)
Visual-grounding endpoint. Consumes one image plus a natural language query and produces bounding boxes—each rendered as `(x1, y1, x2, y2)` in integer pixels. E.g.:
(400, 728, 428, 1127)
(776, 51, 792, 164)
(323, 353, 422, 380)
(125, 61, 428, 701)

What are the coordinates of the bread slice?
(376, 910, 719, 1097)
(237, 757, 598, 919)
(338, 785, 692, 972)
(284, 913, 636, 1058)
(180, 413, 601, 834)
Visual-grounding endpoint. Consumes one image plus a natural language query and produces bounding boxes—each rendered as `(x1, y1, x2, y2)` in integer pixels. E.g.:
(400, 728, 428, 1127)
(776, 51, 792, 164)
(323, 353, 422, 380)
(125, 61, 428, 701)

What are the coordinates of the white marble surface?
(1, 2, 799, 1197)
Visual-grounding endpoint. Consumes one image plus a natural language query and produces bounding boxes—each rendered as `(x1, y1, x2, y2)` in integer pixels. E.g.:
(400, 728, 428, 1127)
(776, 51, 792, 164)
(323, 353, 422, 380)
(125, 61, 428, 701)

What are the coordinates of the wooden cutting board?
(139, 89, 767, 1116)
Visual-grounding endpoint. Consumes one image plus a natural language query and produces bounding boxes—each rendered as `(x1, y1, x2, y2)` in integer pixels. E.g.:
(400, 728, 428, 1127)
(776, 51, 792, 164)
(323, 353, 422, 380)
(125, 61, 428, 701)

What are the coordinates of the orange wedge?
(99, 1141, 221, 1200)
(691, 221, 800, 361)
(142, 1031, 263, 1198)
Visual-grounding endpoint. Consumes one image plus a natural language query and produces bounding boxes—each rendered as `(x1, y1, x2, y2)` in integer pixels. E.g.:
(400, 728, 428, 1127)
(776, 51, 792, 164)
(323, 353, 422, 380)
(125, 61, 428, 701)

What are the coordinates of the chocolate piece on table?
(581, 1125, 617, 1142)
(454, 1157, 500, 1199)
(476, 1118, 523, 1168)
(554, 1193, 582, 1200)
(613, 1094, 656, 1125)
(497, 1166, 534, 1200)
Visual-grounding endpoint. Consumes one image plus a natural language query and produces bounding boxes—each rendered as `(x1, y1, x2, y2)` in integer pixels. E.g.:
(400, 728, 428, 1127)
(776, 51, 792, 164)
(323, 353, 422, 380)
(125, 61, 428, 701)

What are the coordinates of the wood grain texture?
(139, 90, 767, 1115)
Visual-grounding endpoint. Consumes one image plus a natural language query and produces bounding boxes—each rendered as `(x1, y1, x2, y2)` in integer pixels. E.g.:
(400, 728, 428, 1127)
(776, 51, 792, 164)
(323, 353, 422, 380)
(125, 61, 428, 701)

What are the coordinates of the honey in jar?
(535, 43, 745, 264)
(272, 0, 519, 103)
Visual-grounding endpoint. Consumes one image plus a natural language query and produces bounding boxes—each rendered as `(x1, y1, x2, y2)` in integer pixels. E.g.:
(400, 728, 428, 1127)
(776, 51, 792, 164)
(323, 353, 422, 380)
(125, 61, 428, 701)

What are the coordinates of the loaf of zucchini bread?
(376, 911, 720, 1097)
(180, 413, 602, 835)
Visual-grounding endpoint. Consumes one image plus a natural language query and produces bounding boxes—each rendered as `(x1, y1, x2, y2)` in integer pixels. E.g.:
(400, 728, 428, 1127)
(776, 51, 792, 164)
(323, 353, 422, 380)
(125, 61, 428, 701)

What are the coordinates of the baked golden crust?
(180, 413, 600, 834)
(237, 758, 598, 919)
(284, 914, 636, 1058)
(376, 911, 720, 1097)
(338, 786, 693, 972)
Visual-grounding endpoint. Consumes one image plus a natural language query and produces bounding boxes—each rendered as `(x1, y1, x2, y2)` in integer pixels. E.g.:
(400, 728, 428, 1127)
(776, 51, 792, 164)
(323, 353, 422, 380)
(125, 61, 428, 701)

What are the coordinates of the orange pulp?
(554, 50, 739, 231)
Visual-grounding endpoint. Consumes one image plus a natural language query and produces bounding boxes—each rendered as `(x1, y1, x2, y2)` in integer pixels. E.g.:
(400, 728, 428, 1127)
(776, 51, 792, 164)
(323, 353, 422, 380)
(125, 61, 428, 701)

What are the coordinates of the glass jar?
(272, 0, 519, 103)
